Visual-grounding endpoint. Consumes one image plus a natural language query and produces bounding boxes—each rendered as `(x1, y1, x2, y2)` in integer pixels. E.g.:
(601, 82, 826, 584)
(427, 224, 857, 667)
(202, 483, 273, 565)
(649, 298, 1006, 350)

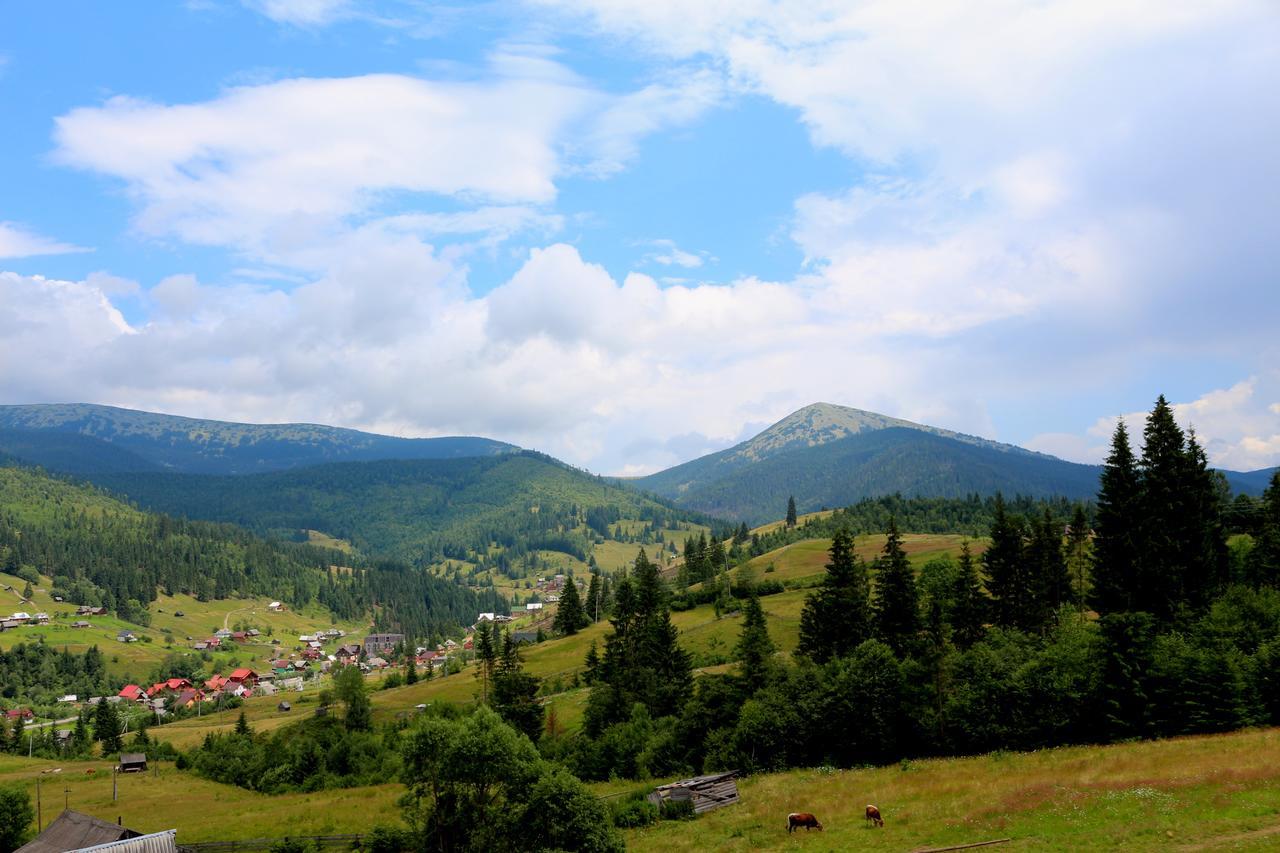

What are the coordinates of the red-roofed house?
(4, 708, 33, 720)
(117, 685, 145, 702)
(228, 668, 258, 687)
(205, 674, 228, 691)
(172, 689, 203, 709)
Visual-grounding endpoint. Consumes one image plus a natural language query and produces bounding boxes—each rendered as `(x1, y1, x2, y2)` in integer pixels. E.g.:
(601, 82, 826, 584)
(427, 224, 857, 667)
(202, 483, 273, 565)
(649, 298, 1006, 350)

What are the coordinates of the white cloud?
(0, 222, 88, 259)
(52, 66, 589, 252)
(641, 239, 709, 269)
(1030, 377, 1280, 471)
(537, 0, 1280, 349)
(243, 0, 352, 27)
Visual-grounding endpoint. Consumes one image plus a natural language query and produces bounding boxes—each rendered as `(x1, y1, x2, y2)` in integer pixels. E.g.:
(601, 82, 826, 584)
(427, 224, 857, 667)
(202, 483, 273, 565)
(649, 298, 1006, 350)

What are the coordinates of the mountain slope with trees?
(635, 402, 1270, 523)
(0, 461, 496, 638)
(0, 403, 515, 475)
(87, 451, 708, 566)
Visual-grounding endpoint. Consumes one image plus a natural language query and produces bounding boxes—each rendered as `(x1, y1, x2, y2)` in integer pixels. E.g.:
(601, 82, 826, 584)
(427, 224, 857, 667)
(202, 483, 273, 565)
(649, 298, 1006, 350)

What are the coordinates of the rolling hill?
(635, 402, 1270, 524)
(87, 451, 708, 565)
(0, 403, 515, 475)
(0, 459, 495, 640)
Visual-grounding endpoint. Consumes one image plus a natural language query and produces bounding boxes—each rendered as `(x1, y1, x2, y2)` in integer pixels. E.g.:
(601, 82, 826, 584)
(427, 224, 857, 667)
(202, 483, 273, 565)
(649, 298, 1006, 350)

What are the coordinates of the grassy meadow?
(623, 727, 1280, 852)
(0, 569, 368, 688)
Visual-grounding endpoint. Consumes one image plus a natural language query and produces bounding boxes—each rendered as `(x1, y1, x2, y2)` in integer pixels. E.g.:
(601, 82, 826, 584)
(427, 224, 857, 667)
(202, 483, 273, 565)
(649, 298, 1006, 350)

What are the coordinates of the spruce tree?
(1091, 421, 1142, 615)
(1065, 504, 1091, 606)
(234, 710, 251, 736)
(1138, 395, 1191, 619)
(553, 577, 587, 636)
(8, 714, 24, 755)
(1183, 431, 1229, 607)
(734, 593, 776, 693)
(949, 541, 988, 648)
(983, 495, 1031, 630)
(786, 496, 798, 528)
(873, 519, 921, 656)
(405, 658, 418, 685)
(474, 622, 497, 704)
(1027, 507, 1071, 628)
(492, 632, 542, 741)
(585, 572, 603, 622)
(583, 550, 692, 734)
(94, 699, 123, 755)
(797, 528, 871, 662)
(1248, 471, 1280, 588)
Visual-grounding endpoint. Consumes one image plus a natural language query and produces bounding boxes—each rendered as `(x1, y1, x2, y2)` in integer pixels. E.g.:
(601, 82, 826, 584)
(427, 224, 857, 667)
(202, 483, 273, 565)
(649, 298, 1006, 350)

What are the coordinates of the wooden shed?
(647, 771, 740, 815)
(118, 753, 148, 773)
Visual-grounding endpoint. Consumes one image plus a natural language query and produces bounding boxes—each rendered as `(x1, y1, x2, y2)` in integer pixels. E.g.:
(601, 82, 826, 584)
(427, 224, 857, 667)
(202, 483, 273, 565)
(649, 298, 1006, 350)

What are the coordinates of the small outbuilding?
(277, 701, 292, 712)
(646, 771, 740, 815)
(118, 753, 148, 773)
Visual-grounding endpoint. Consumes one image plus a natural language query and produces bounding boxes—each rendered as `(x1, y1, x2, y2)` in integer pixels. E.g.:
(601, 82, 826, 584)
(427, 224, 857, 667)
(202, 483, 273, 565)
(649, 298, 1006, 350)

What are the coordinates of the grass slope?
(0, 569, 366, 684)
(5, 724, 1280, 848)
(623, 727, 1280, 851)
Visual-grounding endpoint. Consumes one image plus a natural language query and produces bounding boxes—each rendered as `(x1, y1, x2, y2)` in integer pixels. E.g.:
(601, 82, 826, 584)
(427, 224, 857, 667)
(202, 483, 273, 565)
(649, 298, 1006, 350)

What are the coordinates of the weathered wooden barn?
(646, 770, 740, 814)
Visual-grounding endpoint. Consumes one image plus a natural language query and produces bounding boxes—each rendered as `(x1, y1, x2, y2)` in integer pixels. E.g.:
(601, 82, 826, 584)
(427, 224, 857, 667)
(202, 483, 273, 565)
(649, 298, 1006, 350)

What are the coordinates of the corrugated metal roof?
(73, 830, 178, 853)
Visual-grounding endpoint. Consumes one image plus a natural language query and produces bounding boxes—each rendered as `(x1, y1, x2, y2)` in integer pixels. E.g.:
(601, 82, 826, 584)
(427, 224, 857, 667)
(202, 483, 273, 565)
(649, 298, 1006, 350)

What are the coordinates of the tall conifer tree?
(786, 496, 798, 528)
(553, 577, 588, 635)
(1091, 421, 1142, 614)
(797, 528, 871, 662)
(949, 541, 988, 648)
(1248, 471, 1280, 588)
(983, 495, 1031, 629)
(734, 593, 776, 693)
(874, 519, 921, 655)
(1138, 395, 1191, 619)
(1028, 507, 1071, 628)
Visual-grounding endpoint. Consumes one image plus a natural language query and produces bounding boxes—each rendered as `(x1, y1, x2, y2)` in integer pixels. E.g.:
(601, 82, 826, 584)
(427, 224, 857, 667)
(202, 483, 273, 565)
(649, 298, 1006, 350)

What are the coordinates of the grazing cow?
(865, 804, 884, 827)
(787, 813, 823, 833)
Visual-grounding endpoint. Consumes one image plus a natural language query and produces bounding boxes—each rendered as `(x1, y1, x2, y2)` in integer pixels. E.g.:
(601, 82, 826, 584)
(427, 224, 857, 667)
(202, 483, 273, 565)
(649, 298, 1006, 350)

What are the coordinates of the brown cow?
(787, 813, 823, 833)
(865, 804, 884, 827)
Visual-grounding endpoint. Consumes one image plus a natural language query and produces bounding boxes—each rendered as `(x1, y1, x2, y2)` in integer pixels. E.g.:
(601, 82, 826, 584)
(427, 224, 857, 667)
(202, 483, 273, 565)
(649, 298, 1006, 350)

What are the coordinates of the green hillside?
(88, 451, 712, 565)
(0, 402, 515, 474)
(0, 462, 495, 643)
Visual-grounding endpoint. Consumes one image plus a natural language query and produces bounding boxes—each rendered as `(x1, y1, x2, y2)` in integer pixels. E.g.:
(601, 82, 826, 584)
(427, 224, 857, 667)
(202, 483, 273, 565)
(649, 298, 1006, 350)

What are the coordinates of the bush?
(610, 797, 658, 828)
(362, 825, 410, 853)
(659, 798, 695, 821)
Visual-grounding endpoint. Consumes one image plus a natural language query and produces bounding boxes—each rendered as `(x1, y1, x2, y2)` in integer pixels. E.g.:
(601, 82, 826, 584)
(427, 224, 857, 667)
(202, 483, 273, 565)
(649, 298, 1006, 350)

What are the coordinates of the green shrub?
(659, 798, 696, 821)
(610, 797, 658, 828)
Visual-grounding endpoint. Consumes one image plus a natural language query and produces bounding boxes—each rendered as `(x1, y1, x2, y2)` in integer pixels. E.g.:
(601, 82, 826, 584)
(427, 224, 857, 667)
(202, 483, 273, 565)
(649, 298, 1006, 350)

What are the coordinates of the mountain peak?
(740, 401, 1019, 462)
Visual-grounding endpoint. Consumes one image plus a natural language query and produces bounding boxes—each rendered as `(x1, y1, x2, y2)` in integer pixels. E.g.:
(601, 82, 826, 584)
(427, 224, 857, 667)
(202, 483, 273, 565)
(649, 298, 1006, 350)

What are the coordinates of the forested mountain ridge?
(0, 403, 515, 474)
(635, 403, 1272, 524)
(88, 451, 708, 566)
(0, 461, 496, 637)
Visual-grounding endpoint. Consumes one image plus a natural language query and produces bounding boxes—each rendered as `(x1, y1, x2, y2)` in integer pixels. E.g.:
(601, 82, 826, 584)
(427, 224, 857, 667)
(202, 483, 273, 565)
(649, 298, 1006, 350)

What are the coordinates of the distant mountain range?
(0, 403, 515, 474)
(634, 402, 1274, 524)
(0, 402, 1272, 539)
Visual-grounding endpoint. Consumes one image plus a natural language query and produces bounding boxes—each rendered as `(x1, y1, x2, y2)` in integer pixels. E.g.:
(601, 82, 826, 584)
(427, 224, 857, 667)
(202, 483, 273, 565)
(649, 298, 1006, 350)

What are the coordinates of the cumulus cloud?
(0, 222, 88, 259)
(1029, 377, 1280, 471)
(538, 0, 1280, 349)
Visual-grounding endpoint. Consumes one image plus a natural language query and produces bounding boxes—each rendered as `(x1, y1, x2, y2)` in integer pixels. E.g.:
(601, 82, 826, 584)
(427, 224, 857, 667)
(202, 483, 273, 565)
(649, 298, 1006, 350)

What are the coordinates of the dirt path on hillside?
(1177, 822, 1280, 851)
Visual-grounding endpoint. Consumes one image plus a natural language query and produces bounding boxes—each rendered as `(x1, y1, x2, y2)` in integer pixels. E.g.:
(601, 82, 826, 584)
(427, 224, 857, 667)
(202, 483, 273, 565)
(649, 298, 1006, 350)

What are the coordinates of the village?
(0, 573, 573, 736)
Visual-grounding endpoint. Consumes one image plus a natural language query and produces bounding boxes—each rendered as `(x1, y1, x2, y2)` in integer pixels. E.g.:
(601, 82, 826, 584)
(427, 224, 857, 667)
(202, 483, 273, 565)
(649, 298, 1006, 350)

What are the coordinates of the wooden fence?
(177, 834, 362, 853)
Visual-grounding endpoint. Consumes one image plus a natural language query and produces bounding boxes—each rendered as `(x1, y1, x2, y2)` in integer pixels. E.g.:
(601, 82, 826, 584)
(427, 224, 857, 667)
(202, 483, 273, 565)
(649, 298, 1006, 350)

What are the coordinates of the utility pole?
(35, 776, 41, 832)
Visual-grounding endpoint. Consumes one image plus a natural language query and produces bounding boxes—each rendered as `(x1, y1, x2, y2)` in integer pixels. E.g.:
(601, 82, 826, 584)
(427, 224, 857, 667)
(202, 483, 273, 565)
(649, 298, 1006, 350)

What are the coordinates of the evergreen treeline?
(0, 643, 110, 706)
(555, 398, 1280, 782)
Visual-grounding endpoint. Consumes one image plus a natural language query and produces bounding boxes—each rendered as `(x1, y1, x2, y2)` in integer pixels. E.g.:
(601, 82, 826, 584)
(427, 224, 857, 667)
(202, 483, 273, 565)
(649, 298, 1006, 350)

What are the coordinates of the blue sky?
(2, 0, 1278, 474)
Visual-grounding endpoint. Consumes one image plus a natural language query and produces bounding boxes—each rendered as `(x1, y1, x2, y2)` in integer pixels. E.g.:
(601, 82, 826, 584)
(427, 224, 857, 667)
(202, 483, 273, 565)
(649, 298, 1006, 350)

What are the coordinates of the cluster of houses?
(192, 626, 264, 651)
(0, 610, 51, 632)
(115, 668, 265, 713)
